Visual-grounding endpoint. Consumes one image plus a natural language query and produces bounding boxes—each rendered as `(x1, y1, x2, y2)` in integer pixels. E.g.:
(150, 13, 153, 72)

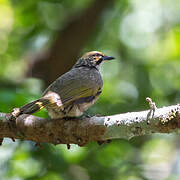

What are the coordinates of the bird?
(11, 51, 115, 119)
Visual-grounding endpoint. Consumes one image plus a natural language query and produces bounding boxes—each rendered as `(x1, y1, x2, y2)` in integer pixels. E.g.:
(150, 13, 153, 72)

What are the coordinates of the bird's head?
(74, 51, 115, 70)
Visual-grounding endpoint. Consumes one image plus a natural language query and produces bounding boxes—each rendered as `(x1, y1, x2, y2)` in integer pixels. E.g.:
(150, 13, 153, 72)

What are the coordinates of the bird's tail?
(10, 98, 51, 119)
(10, 91, 62, 119)
(19, 98, 49, 115)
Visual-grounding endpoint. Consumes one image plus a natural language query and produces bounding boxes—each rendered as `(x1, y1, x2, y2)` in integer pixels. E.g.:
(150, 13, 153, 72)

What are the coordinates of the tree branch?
(0, 104, 180, 147)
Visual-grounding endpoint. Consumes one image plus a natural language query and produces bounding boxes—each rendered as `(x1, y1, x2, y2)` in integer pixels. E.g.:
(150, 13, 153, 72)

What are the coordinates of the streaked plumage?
(13, 51, 115, 119)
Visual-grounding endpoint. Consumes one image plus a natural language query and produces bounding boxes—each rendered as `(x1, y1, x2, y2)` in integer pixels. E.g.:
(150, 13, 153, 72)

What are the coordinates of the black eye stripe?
(96, 59, 103, 65)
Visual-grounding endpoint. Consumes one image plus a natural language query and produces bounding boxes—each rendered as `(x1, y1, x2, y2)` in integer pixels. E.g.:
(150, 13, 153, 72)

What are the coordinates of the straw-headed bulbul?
(11, 51, 115, 119)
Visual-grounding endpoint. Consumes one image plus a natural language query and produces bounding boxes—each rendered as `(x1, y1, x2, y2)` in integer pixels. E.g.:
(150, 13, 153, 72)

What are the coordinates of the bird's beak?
(103, 56, 115, 61)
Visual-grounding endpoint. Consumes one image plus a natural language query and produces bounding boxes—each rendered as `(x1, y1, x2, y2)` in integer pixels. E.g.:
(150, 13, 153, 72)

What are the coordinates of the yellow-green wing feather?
(61, 85, 99, 104)
(43, 67, 102, 105)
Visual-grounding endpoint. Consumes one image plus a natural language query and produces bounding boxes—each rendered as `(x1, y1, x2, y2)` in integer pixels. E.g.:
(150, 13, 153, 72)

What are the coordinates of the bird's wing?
(43, 68, 102, 105)
(60, 79, 101, 105)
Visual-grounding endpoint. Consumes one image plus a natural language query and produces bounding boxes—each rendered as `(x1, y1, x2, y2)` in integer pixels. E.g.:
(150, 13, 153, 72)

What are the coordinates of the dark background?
(0, 0, 180, 179)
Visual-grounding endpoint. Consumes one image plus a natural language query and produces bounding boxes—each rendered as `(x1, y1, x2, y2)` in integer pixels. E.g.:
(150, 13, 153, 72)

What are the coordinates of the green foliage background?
(0, 0, 180, 179)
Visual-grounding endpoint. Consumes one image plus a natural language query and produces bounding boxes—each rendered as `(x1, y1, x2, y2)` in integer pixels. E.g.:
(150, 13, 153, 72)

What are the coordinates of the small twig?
(146, 97, 157, 124)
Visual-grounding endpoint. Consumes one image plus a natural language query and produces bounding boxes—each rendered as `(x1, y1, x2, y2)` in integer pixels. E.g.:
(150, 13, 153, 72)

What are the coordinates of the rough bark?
(0, 104, 179, 147)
